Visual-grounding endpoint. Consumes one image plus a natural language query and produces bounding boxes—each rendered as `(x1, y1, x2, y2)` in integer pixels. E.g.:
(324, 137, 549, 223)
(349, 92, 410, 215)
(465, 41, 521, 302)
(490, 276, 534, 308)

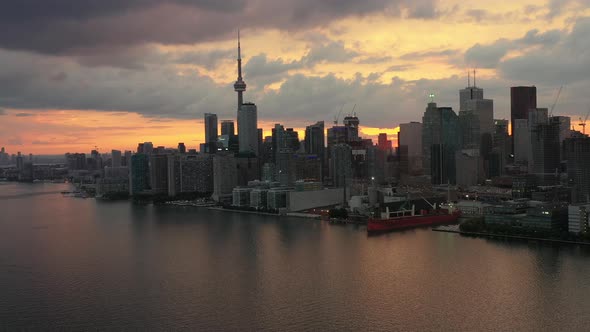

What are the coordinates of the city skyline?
(2, 1, 590, 154)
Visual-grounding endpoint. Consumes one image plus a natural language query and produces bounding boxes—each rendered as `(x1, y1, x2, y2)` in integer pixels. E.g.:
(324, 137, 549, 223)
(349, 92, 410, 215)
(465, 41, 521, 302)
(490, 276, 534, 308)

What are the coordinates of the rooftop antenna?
(467, 70, 471, 87)
(473, 69, 477, 87)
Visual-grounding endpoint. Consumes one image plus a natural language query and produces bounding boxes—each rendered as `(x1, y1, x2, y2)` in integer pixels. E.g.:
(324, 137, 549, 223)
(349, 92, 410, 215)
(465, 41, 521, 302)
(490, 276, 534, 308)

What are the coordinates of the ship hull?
(367, 211, 461, 233)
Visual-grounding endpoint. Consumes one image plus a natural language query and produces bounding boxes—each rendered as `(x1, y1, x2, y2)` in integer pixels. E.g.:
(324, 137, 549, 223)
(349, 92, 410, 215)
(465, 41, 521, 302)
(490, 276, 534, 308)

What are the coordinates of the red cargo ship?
(368, 204, 461, 233)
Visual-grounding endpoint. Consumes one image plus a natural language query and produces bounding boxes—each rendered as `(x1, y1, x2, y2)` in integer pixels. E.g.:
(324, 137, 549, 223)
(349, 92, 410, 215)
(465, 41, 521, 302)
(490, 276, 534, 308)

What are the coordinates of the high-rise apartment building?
(212, 154, 238, 202)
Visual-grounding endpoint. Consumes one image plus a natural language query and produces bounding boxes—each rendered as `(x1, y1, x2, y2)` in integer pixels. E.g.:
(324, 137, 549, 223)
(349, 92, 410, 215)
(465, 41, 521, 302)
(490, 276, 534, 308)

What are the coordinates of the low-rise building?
(568, 204, 590, 234)
(232, 187, 252, 207)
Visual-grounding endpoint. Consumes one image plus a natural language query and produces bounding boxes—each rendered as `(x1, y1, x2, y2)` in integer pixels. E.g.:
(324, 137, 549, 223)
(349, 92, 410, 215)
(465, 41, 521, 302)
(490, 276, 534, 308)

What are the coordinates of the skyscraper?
(204, 113, 218, 153)
(221, 120, 235, 136)
(531, 115, 561, 174)
(459, 72, 484, 112)
(511, 86, 537, 134)
(422, 102, 460, 184)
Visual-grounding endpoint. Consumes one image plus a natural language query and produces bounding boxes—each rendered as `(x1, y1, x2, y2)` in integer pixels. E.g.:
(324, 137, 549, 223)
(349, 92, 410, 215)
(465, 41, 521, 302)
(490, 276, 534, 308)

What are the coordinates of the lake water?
(1, 182, 590, 330)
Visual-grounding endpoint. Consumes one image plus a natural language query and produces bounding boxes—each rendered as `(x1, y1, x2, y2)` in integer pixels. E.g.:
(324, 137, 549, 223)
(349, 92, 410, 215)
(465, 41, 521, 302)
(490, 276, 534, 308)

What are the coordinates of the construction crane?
(548, 85, 563, 118)
(333, 104, 345, 125)
(580, 108, 590, 135)
(349, 103, 357, 117)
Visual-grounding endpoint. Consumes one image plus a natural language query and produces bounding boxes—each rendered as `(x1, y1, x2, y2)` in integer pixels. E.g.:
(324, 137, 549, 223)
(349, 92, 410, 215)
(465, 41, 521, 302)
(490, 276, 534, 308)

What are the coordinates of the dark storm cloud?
(15, 113, 34, 117)
(464, 28, 564, 69)
(464, 40, 512, 69)
(0, 0, 437, 56)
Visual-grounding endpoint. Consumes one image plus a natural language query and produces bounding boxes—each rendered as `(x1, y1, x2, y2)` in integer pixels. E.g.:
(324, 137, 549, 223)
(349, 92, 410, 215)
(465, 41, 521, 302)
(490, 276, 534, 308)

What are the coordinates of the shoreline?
(433, 225, 590, 246)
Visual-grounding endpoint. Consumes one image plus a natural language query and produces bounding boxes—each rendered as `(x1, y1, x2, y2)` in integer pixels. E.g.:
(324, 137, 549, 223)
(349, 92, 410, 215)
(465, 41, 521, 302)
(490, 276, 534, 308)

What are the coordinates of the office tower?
(149, 154, 168, 194)
(422, 102, 439, 173)
(331, 144, 352, 188)
(564, 134, 590, 203)
(491, 119, 510, 176)
(531, 116, 561, 174)
(511, 86, 537, 134)
(464, 99, 494, 137)
(459, 76, 484, 111)
(398, 122, 423, 175)
(458, 110, 480, 148)
(305, 121, 325, 180)
(513, 119, 531, 165)
(343, 115, 360, 141)
(221, 120, 235, 136)
(204, 113, 218, 153)
(212, 154, 238, 202)
(422, 102, 460, 184)
(177, 143, 186, 154)
(111, 150, 122, 168)
(238, 103, 258, 155)
(129, 154, 150, 195)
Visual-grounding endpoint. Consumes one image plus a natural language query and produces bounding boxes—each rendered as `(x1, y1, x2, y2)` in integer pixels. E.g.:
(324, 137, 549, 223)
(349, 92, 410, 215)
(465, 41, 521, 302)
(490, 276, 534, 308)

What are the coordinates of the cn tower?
(233, 30, 247, 110)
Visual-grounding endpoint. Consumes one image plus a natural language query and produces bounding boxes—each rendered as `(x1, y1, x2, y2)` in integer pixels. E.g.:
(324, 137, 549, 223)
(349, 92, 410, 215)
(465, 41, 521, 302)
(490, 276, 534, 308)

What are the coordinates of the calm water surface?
(1, 182, 590, 331)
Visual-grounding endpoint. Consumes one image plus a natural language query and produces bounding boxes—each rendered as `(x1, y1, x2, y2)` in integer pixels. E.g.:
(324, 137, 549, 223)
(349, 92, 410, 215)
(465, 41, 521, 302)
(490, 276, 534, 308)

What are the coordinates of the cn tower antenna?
(233, 29, 247, 109)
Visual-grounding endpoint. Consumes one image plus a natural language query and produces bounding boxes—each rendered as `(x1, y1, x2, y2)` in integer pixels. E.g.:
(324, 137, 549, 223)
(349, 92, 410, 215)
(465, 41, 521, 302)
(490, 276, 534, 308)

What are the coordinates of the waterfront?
(2, 182, 590, 330)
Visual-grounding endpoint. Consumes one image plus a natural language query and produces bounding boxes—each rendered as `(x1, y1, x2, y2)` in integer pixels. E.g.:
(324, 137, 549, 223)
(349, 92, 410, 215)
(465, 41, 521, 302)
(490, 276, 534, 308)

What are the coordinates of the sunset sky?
(1, 0, 590, 154)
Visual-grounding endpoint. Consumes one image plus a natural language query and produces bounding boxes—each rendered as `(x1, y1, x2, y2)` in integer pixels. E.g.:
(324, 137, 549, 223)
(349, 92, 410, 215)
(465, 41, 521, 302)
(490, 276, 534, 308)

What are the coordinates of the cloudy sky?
(1, 0, 590, 154)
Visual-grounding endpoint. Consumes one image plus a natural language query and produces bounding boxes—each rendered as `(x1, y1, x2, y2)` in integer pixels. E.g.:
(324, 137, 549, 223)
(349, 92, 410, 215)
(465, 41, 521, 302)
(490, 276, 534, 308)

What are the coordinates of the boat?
(367, 202, 461, 233)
